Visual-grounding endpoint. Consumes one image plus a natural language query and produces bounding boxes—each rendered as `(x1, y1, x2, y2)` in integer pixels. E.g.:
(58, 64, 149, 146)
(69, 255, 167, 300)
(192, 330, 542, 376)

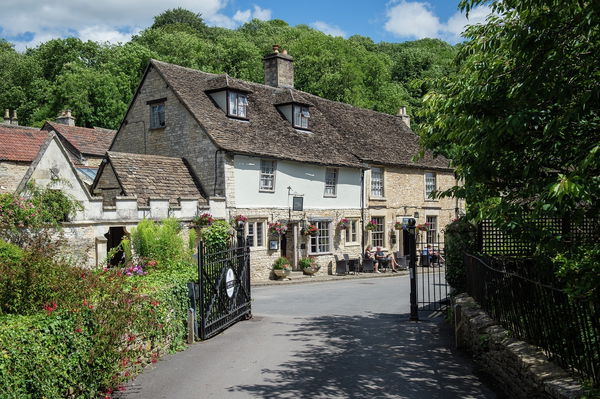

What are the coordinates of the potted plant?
(231, 214, 248, 229)
(272, 256, 291, 279)
(337, 218, 350, 230)
(394, 221, 404, 230)
(299, 257, 320, 276)
(268, 221, 288, 237)
(190, 212, 214, 229)
(365, 219, 378, 231)
(301, 223, 319, 237)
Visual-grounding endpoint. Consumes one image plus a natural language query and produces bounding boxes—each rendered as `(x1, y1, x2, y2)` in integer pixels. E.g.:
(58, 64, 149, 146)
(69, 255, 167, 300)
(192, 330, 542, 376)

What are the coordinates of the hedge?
(0, 268, 193, 398)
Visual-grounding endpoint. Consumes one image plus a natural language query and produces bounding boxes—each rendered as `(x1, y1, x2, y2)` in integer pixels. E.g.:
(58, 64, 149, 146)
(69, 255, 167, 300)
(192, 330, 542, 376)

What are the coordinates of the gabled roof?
(43, 121, 116, 157)
(0, 125, 50, 162)
(150, 59, 450, 171)
(97, 151, 208, 206)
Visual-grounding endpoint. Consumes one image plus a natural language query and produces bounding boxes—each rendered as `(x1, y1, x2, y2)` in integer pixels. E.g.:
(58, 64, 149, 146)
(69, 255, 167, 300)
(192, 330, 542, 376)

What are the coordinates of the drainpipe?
(360, 168, 366, 256)
(213, 149, 222, 197)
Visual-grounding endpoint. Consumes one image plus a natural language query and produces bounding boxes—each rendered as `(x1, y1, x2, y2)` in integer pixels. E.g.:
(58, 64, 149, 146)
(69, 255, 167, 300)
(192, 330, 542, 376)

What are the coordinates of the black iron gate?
(196, 235, 252, 340)
(407, 219, 449, 320)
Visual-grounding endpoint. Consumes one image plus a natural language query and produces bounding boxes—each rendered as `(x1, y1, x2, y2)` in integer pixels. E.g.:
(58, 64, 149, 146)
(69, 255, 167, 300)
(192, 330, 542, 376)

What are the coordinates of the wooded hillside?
(0, 9, 457, 131)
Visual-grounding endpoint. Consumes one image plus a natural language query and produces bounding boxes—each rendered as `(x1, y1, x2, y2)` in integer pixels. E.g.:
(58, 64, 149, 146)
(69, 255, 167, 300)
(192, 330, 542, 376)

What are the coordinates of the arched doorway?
(104, 226, 127, 267)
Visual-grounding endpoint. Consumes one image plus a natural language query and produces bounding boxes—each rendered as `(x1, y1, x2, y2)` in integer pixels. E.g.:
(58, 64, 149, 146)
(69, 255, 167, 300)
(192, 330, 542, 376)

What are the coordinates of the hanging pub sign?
(292, 196, 303, 211)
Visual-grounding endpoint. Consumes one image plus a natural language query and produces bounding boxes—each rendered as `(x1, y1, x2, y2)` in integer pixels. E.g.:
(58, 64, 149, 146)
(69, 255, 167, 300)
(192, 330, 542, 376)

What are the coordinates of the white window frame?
(228, 91, 248, 118)
(324, 168, 338, 197)
(371, 167, 384, 198)
(344, 219, 359, 244)
(310, 221, 331, 254)
(259, 160, 276, 192)
(246, 220, 265, 248)
(371, 216, 385, 248)
(293, 104, 310, 129)
(426, 216, 437, 245)
(425, 172, 437, 200)
(150, 103, 165, 129)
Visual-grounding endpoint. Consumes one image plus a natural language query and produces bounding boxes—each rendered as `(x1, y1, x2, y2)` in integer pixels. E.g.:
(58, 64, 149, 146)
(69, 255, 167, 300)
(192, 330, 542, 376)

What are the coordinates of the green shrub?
(0, 240, 23, 265)
(554, 244, 600, 304)
(199, 219, 233, 252)
(130, 218, 190, 267)
(444, 218, 477, 292)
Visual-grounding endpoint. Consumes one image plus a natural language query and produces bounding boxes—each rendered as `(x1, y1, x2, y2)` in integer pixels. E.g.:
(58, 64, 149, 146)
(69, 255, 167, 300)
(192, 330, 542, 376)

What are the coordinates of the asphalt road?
(119, 275, 499, 399)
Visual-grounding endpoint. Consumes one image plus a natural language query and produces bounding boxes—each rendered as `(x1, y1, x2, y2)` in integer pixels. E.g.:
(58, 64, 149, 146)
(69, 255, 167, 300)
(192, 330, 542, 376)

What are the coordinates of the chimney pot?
(56, 109, 76, 126)
(272, 44, 279, 53)
(397, 106, 410, 128)
(10, 110, 18, 126)
(3, 109, 10, 124)
(282, 49, 288, 55)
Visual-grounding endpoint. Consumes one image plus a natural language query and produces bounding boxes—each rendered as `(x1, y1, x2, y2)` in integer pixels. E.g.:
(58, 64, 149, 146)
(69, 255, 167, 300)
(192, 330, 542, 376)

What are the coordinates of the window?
(345, 219, 359, 243)
(228, 91, 248, 118)
(310, 221, 330, 254)
(246, 220, 265, 247)
(426, 216, 437, 245)
(371, 167, 384, 198)
(293, 105, 310, 129)
(371, 216, 385, 248)
(324, 168, 338, 197)
(260, 160, 276, 191)
(425, 172, 437, 199)
(150, 103, 165, 129)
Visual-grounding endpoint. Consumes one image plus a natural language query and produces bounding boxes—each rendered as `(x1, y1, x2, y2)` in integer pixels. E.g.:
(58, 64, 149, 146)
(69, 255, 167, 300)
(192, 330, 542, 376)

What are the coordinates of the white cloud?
(310, 21, 346, 38)
(232, 5, 271, 24)
(0, 0, 271, 51)
(384, 1, 492, 43)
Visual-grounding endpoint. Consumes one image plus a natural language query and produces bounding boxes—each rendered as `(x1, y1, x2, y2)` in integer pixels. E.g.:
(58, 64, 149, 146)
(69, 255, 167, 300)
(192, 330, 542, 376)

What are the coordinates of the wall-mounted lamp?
(413, 212, 419, 219)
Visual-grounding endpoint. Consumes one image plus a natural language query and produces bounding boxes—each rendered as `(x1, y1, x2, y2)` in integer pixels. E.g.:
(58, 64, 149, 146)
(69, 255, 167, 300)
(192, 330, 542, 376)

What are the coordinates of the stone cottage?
(100, 47, 462, 280)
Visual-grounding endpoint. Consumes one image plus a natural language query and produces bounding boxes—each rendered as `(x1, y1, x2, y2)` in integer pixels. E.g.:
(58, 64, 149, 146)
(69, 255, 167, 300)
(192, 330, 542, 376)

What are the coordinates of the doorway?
(105, 226, 127, 267)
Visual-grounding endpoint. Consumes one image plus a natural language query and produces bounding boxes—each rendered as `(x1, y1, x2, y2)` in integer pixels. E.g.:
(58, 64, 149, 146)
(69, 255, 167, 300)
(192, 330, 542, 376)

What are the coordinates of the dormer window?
(228, 91, 248, 118)
(293, 104, 310, 129)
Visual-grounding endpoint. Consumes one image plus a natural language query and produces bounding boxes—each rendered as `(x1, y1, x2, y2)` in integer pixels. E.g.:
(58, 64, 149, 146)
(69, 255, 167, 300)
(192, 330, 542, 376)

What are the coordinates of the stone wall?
(453, 294, 583, 399)
(365, 166, 462, 253)
(0, 162, 28, 193)
(110, 66, 224, 197)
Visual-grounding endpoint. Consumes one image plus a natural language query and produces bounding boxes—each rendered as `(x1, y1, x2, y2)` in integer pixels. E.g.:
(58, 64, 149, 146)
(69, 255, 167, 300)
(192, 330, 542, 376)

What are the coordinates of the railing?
(464, 253, 599, 385)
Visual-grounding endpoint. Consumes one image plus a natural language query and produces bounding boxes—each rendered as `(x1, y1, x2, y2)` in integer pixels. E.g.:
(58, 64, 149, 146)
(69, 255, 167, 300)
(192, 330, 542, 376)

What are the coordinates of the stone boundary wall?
(453, 293, 584, 399)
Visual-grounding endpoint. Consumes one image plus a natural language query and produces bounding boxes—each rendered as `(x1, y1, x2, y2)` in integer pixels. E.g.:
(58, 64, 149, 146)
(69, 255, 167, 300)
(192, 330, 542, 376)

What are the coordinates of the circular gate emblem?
(225, 268, 236, 298)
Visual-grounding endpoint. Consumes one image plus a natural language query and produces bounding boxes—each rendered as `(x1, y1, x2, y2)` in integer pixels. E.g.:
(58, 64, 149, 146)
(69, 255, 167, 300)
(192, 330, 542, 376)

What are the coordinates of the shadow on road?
(228, 312, 497, 399)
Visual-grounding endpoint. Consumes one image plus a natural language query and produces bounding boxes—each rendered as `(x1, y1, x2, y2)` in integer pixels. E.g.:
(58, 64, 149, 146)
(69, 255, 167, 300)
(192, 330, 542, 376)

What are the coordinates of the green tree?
(420, 0, 600, 232)
(151, 7, 208, 35)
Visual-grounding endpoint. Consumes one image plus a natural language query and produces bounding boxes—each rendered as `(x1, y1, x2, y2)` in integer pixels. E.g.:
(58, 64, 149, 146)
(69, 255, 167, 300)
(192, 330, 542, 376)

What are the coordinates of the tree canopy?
(0, 16, 457, 131)
(420, 0, 600, 231)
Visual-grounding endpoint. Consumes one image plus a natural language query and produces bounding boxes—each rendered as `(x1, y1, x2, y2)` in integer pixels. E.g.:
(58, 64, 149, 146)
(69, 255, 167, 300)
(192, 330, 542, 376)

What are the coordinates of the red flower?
(43, 302, 57, 315)
(74, 327, 83, 333)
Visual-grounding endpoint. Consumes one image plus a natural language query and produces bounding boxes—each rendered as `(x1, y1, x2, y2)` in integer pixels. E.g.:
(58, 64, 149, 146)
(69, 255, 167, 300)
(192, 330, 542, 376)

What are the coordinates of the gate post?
(198, 240, 206, 340)
(408, 218, 419, 321)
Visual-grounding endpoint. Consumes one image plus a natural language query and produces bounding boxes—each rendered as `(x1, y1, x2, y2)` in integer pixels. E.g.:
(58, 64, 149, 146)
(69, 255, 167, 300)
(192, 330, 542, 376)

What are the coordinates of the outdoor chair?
(361, 258, 375, 273)
(420, 254, 431, 267)
(334, 255, 348, 275)
(395, 252, 408, 270)
(343, 254, 358, 274)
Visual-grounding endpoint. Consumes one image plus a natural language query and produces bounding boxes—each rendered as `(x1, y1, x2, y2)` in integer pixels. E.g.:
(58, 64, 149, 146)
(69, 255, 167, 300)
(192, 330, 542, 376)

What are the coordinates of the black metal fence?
(464, 253, 600, 385)
(415, 232, 448, 312)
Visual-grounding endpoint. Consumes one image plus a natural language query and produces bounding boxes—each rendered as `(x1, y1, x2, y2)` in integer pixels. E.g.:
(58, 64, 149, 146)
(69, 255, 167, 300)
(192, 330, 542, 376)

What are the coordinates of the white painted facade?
(233, 155, 362, 209)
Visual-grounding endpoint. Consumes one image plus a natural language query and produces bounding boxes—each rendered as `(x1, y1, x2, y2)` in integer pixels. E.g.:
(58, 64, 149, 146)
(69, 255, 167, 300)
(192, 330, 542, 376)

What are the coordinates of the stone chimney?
(10, 110, 18, 126)
(56, 109, 76, 126)
(3, 109, 10, 124)
(263, 44, 294, 88)
(397, 106, 410, 128)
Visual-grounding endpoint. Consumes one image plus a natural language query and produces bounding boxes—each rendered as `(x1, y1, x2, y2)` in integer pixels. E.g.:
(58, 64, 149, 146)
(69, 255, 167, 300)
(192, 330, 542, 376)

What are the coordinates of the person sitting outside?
(375, 246, 400, 273)
(364, 245, 380, 273)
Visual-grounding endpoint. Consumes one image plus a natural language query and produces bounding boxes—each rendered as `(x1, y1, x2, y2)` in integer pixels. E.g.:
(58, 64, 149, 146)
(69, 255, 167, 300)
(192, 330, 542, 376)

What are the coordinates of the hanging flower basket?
(268, 221, 288, 236)
(301, 224, 319, 237)
(190, 212, 214, 229)
(365, 219, 378, 231)
(230, 214, 248, 228)
(337, 218, 350, 230)
(416, 223, 429, 232)
(394, 222, 404, 230)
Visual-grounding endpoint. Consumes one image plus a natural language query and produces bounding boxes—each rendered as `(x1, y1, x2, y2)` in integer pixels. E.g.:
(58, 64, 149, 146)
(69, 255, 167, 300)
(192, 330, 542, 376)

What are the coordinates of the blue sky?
(0, 1, 491, 51)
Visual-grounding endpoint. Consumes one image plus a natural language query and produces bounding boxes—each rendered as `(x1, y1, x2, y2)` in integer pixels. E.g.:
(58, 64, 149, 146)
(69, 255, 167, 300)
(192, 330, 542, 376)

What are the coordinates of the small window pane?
(228, 92, 247, 118)
(324, 168, 337, 197)
(247, 223, 255, 247)
(293, 105, 309, 129)
(371, 168, 384, 197)
(371, 216, 384, 248)
(256, 222, 264, 247)
(426, 216, 437, 245)
(310, 221, 330, 253)
(150, 103, 165, 129)
(260, 160, 275, 191)
(425, 172, 436, 199)
(345, 219, 358, 243)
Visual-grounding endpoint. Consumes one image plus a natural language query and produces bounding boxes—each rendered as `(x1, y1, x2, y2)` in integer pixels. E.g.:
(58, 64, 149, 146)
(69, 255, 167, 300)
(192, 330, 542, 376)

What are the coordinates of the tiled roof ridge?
(0, 123, 41, 131)
(107, 151, 185, 162)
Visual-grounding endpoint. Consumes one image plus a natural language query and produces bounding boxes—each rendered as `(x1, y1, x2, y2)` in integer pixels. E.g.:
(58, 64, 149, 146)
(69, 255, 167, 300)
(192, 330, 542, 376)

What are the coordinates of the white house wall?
(233, 155, 361, 209)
